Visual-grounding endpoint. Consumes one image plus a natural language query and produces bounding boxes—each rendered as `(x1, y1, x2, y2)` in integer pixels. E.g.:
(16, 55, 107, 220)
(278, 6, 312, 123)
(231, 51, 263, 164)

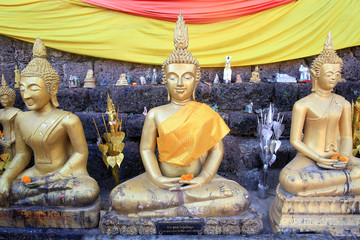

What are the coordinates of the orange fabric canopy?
(79, 0, 296, 23)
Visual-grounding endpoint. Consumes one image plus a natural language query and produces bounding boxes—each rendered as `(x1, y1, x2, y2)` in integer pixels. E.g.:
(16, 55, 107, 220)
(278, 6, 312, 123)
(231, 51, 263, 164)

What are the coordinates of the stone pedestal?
(269, 185, 360, 237)
(99, 208, 262, 235)
(0, 197, 101, 229)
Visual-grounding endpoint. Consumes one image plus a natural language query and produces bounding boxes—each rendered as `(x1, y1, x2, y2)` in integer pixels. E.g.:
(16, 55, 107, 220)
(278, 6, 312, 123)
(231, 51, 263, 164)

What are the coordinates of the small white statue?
(245, 102, 253, 114)
(142, 107, 148, 116)
(223, 56, 232, 83)
(275, 73, 296, 83)
(275, 73, 297, 83)
(214, 74, 219, 85)
(140, 76, 146, 85)
(298, 64, 311, 82)
(151, 69, 157, 85)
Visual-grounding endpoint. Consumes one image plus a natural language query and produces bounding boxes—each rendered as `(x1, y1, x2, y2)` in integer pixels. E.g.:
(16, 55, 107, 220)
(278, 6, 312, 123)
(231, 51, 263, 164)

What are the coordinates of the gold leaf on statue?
(107, 156, 116, 168)
(98, 144, 109, 156)
(115, 153, 124, 167)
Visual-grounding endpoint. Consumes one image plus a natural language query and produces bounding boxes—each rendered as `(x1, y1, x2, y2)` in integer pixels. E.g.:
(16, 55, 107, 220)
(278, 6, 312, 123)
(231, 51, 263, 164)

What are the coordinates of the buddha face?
(0, 95, 10, 108)
(165, 64, 197, 102)
(20, 76, 52, 111)
(317, 63, 341, 91)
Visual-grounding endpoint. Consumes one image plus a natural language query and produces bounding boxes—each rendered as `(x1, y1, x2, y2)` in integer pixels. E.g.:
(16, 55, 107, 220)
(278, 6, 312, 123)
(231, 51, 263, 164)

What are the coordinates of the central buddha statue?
(0, 38, 99, 207)
(110, 13, 251, 218)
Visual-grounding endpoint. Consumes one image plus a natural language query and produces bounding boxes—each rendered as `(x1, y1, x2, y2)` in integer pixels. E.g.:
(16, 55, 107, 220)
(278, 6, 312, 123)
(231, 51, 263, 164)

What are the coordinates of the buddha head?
(310, 31, 343, 92)
(20, 38, 60, 108)
(0, 75, 16, 108)
(162, 12, 201, 102)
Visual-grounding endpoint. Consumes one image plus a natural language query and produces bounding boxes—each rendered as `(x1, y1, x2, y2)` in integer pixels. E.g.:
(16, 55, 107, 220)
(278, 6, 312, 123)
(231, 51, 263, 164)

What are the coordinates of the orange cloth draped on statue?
(157, 101, 230, 167)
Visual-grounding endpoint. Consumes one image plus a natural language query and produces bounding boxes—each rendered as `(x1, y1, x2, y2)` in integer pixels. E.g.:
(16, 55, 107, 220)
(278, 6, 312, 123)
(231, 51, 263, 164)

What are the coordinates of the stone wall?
(1, 34, 360, 191)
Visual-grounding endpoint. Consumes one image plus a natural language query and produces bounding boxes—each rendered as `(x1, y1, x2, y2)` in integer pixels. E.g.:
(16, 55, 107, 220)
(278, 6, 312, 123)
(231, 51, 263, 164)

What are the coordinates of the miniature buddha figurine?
(151, 69, 157, 85)
(0, 75, 22, 161)
(115, 73, 128, 86)
(14, 65, 20, 88)
(83, 69, 96, 88)
(0, 38, 99, 207)
(279, 31, 360, 197)
(250, 66, 260, 83)
(110, 13, 251, 218)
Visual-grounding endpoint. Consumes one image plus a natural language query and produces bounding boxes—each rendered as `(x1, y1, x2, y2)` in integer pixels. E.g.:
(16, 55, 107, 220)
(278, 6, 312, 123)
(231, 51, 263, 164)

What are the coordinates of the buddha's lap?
(11, 175, 99, 203)
(280, 154, 359, 194)
(111, 173, 250, 211)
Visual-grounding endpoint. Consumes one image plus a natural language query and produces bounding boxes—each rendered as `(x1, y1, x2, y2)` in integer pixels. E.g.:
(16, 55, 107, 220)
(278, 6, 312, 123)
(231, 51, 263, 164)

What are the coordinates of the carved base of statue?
(269, 185, 360, 237)
(100, 208, 262, 235)
(0, 197, 101, 228)
(83, 80, 96, 88)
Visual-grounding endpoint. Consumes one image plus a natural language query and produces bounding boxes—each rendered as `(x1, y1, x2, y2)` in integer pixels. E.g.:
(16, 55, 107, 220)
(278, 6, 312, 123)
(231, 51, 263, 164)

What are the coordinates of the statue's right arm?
(0, 115, 31, 205)
(290, 101, 337, 168)
(140, 109, 180, 189)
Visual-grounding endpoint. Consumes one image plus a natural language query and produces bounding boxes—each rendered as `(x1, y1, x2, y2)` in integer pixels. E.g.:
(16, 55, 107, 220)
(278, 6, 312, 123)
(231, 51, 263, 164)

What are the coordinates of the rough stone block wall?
(1, 34, 360, 191)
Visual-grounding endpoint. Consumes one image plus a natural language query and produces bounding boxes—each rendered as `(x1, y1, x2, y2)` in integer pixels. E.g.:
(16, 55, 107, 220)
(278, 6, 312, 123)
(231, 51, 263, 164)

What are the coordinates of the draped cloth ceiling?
(79, 0, 296, 23)
(0, 0, 359, 67)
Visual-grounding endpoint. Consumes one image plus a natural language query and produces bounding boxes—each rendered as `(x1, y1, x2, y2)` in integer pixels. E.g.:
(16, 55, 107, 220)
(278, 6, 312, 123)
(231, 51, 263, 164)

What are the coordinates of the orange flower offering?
(181, 174, 194, 181)
(0, 131, 3, 138)
(340, 156, 347, 162)
(348, 165, 354, 170)
(22, 175, 31, 184)
(331, 154, 347, 162)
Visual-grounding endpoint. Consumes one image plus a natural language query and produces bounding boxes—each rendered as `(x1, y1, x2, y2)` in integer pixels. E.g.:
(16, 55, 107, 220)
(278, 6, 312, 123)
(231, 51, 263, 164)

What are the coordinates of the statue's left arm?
(338, 99, 353, 166)
(173, 140, 224, 191)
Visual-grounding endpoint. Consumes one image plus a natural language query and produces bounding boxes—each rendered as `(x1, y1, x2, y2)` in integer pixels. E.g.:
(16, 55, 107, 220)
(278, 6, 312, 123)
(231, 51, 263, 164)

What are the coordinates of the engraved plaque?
(157, 219, 204, 235)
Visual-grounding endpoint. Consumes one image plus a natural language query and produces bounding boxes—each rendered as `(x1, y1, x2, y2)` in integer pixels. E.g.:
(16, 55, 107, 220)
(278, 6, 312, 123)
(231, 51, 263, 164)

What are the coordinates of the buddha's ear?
(310, 69, 317, 92)
(50, 82, 59, 107)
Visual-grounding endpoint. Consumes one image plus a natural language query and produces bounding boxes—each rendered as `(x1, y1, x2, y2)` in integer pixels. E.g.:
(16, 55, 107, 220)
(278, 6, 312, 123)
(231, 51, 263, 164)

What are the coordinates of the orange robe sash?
(157, 101, 230, 167)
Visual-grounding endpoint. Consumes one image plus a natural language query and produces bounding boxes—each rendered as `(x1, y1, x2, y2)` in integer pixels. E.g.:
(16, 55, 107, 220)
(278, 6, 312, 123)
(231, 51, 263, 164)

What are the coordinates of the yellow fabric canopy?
(0, 0, 359, 67)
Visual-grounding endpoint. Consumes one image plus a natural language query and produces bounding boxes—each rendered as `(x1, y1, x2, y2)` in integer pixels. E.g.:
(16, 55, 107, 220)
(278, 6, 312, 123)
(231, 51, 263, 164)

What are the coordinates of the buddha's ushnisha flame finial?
(1, 75, 7, 87)
(174, 11, 188, 50)
(323, 31, 333, 51)
(33, 37, 47, 58)
(162, 11, 201, 83)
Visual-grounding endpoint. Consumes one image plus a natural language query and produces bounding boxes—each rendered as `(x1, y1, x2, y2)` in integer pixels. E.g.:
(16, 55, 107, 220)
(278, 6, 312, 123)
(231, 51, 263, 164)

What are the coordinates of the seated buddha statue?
(0, 38, 99, 207)
(110, 13, 251, 218)
(0, 75, 22, 162)
(279, 32, 360, 197)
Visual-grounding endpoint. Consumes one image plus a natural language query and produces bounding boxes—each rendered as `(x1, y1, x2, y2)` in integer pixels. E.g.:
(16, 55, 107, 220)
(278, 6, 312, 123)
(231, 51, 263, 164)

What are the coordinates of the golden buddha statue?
(14, 65, 20, 88)
(270, 32, 360, 236)
(109, 13, 251, 218)
(0, 75, 22, 162)
(115, 73, 128, 86)
(352, 95, 360, 155)
(250, 66, 260, 83)
(83, 69, 96, 88)
(0, 38, 99, 207)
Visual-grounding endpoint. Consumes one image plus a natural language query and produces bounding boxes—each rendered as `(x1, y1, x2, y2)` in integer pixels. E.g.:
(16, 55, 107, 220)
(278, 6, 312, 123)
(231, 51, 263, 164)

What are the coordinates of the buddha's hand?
(153, 176, 182, 189)
(0, 178, 10, 207)
(316, 156, 346, 170)
(26, 171, 66, 188)
(171, 175, 210, 191)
